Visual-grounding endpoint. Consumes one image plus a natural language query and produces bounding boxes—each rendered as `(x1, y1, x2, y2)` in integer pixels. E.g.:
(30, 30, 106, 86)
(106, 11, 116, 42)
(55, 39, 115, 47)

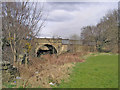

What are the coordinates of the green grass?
(57, 54, 118, 88)
(3, 82, 17, 88)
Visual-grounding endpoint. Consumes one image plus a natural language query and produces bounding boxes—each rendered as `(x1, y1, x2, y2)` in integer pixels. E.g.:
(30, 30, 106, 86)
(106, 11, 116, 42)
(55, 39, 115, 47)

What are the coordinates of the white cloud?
(39, 2, 118, 39)
(47, 9, 74, 22)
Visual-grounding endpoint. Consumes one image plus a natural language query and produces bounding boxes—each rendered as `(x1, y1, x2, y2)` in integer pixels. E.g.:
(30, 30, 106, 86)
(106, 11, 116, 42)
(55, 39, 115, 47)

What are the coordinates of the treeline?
(80, 9, 118, 53)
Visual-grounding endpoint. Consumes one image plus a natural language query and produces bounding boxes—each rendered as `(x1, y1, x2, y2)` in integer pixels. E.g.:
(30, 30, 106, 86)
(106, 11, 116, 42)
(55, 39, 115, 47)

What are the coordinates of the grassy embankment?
(57, 54, 118, 88)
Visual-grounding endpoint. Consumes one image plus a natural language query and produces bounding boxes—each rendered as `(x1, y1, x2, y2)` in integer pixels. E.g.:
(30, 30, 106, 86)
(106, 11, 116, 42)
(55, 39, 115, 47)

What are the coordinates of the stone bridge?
(34, 38, 70, 56)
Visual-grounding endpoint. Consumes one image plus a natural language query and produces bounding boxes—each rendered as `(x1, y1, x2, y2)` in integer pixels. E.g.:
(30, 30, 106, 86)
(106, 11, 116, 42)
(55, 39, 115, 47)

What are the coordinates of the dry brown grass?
(17, 52, 87, 88)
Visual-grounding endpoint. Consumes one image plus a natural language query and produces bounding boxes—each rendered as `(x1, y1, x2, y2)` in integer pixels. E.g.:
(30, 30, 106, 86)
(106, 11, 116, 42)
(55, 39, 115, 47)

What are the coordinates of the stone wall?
(2, 61, 19, 83)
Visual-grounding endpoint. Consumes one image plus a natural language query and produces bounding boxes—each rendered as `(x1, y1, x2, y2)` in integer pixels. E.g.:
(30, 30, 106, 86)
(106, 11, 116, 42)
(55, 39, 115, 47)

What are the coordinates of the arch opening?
(37, 44, 57, 57)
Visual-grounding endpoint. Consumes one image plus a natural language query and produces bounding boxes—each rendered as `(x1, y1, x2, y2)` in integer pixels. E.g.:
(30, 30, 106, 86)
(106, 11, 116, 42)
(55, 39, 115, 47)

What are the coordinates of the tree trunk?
(13, 33, 17, 64)
(25, 54, 28, 68)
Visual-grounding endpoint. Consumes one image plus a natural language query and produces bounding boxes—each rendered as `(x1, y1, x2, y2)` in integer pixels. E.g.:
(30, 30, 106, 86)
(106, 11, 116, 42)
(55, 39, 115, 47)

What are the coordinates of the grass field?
(57, 54, 118, 88)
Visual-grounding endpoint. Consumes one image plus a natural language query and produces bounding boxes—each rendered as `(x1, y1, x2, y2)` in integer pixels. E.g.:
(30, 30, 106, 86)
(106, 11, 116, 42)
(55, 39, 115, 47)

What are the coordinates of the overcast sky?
(38, 1, 118, 39)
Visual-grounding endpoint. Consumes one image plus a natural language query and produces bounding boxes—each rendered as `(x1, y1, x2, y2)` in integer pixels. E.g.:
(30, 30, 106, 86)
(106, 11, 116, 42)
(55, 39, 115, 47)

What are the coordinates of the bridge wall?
(34, 38, 69, 55)
(34, 38, 95, 55)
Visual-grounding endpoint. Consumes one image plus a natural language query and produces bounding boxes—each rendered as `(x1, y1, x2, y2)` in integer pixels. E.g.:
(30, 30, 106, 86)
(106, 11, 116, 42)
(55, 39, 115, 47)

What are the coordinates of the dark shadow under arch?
(37, 44, 57, 57)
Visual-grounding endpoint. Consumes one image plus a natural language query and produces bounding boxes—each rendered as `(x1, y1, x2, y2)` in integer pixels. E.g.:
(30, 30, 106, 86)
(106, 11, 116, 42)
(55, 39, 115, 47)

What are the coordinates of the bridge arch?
(36, 44, 57, 57)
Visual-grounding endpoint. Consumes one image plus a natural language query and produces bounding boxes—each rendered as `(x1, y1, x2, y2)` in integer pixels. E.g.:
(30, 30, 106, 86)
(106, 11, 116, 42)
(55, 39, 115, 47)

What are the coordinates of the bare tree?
(2, 1, 47, 65)
(80, 9, 118, 53)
